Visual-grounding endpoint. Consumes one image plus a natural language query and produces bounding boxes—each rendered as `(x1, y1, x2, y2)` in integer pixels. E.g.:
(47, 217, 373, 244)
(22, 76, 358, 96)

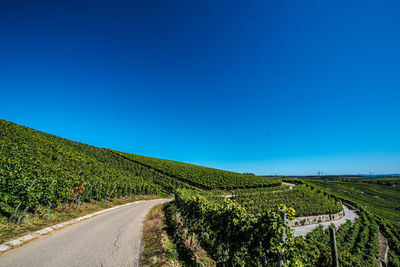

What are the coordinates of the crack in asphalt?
(112, 221, 127, 256)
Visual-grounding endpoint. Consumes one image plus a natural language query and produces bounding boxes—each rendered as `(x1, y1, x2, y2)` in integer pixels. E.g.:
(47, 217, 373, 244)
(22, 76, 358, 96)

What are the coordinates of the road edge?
(0, 200, 148, 254)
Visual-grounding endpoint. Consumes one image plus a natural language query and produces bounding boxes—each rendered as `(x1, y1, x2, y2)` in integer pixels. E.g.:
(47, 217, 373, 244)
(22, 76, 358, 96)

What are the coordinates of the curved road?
(292, 204, 359, 237)
(281, 183, 359, 237)
(0, 198, 171, 267)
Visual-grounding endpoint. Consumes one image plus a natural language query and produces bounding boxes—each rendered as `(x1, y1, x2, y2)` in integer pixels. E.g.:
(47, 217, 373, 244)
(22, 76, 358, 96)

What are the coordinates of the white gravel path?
(291, 204, 358, 237)
(281, 182, 295, 190)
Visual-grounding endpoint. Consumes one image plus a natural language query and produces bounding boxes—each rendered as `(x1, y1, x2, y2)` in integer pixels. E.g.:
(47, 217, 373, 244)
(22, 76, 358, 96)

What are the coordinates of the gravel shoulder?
(0, 198, 171, 267)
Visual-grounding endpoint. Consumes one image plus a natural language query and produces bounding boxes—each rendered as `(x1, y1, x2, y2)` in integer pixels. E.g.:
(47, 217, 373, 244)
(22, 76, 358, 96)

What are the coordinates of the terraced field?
(232, 184, 342, 217)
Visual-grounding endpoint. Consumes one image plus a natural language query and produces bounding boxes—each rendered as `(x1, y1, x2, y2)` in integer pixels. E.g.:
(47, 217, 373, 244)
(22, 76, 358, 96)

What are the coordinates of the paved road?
(292, 204, 358, 237)
(0, 198, 171, 267)
(278, 183, 359, 237)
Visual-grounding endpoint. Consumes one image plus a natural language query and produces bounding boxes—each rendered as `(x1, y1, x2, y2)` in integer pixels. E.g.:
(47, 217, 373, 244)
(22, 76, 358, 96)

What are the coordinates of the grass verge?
(141, 203, 180, 267)
(0, 194, 160, 244)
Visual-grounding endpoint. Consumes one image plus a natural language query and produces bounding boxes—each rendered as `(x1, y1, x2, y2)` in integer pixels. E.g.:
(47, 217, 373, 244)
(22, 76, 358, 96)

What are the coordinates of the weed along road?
(0, 199, 171, 267)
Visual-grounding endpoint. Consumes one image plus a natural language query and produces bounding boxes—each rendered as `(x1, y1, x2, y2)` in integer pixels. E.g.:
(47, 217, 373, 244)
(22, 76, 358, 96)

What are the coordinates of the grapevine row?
(174, 189, 302, 266)
(294, 211, 379, 266)
(0, 120, 168, 221)
(233, 185, 342, 217)
(117, 151, 282, 190)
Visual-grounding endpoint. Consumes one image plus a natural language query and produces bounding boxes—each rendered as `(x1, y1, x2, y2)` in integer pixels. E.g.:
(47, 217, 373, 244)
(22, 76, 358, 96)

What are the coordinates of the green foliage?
(0, 119, 165, 219)
(388, 251, 400, 267)
(305, 180, 400, 223)
(294, 175, 400, 186)
(295, 213, 379, 266)
(0, 119, 279, 223)
(233, 184, 342, 216)
(174, 189, 302, 266)
(2, 119, 395, 266)
(116, 151, 281, 190)
(299, 178, 400, 263)
(231, 179, 387, 266)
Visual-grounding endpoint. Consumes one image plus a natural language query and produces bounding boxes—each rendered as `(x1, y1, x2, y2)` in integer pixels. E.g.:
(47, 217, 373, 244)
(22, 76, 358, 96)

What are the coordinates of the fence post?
(330, 226, 339, 267)
(278, 212, 287, 267)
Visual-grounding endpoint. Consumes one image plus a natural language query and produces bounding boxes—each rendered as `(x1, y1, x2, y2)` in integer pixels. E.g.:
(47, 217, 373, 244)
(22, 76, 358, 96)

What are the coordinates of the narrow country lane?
(292, 204, 359, 237)
(0, 199, 171, 267)
(279, 183, 359, 237)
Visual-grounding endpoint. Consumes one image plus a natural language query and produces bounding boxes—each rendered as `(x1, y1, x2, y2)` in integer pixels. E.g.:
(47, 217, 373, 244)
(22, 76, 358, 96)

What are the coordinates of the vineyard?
(232, 184, 343, 217)
(173, 188, 301, 266)
(305, 179, 400, 223)
(294, 212, 379, 266)
(116, 151, 281, 190)
(302, 179, 400, 266)
(1, 119, 399, 266)
(0, 119, 280, 225)
(0, 120, 167, 222)
(173, 188, 344, 265)
(169, 184, 400, 266)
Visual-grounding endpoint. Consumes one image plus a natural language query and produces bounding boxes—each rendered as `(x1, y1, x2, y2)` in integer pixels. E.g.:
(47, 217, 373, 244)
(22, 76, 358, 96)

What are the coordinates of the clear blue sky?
(1, 1, 399, 175)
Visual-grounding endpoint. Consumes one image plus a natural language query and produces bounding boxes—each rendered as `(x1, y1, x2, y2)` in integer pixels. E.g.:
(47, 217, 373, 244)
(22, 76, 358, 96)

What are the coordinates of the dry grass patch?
(141, 204, 179, 267)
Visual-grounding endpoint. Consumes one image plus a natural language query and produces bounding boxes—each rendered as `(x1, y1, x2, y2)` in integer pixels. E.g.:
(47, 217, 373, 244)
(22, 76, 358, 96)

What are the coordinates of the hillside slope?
(116, 151, 281, 189)
(0, 119, 276, 219)
(0, 119, 168, 218)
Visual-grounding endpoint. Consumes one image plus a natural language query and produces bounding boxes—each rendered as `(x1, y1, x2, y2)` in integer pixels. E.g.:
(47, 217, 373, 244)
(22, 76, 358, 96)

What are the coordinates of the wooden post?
(330, 226, 339, 267)
(278, 212, 287, 267)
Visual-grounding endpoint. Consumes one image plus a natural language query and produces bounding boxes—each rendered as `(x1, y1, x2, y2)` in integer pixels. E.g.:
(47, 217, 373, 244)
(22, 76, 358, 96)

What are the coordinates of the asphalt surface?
(0, 198, 171, 267)
(279, 183, 359, 237)
(292, 204, 358, 237)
